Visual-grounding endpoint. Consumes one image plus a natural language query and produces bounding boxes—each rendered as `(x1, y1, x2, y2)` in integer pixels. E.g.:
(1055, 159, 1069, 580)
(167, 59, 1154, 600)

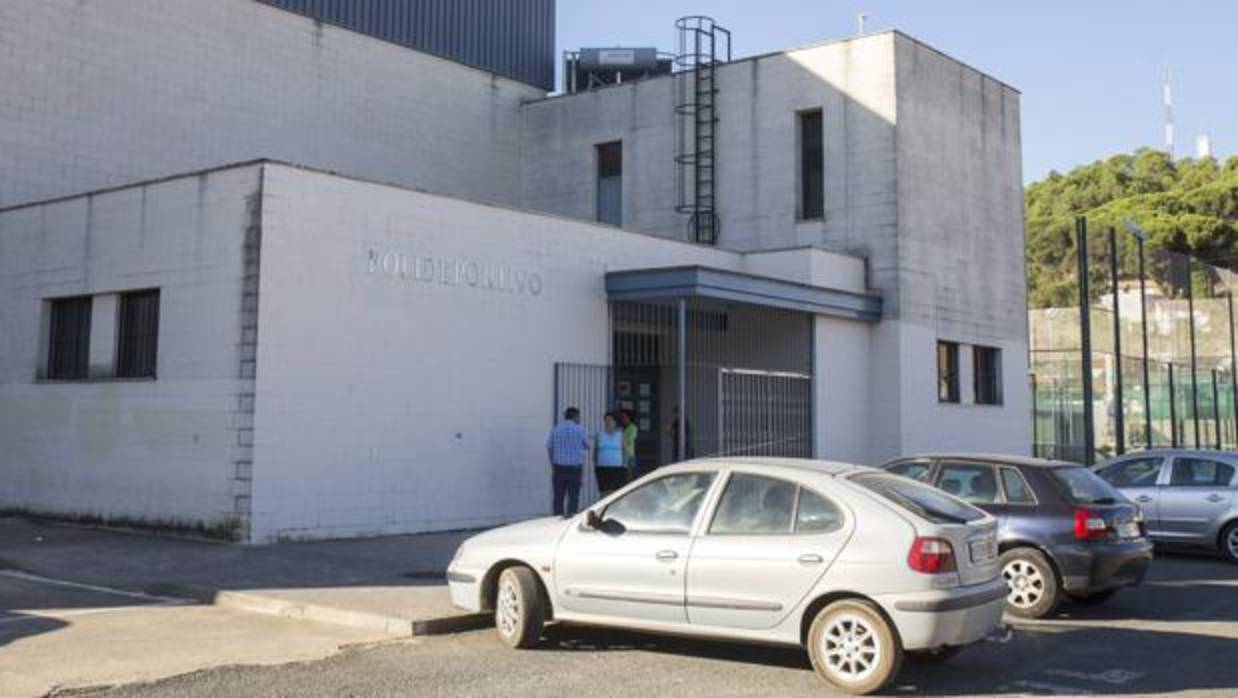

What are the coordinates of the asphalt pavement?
(77, 552, 1238, 697)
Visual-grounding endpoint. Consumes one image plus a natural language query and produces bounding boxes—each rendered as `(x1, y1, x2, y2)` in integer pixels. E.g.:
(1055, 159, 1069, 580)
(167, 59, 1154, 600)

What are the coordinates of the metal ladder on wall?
(674, 16, 730, 246)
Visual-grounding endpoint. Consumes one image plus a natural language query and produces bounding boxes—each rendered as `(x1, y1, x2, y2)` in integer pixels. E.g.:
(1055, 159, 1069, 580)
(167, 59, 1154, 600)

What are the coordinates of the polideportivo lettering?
(367, 248, 543, 296)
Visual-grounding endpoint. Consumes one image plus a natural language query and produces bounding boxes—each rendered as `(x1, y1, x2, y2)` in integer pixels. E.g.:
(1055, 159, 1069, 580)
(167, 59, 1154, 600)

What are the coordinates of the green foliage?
(1026, 149, 1238, 307)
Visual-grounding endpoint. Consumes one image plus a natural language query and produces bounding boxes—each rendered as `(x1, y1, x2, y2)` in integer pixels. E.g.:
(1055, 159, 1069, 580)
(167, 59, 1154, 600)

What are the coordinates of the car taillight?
(908, 537, 957, 574)
(1074, 508, 1108, 541)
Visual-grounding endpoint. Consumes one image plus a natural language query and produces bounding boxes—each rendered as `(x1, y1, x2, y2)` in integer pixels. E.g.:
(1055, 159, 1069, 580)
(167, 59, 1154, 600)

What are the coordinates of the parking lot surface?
(77, 552, 1237, 697)
(0, 571, 387, 697)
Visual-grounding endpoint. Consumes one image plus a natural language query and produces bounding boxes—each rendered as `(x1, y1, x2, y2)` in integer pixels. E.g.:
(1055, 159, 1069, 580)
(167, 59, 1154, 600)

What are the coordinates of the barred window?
(973, 345, 1002, 405)
(116, 290, 160, 378)
(47, 296, 92, 380)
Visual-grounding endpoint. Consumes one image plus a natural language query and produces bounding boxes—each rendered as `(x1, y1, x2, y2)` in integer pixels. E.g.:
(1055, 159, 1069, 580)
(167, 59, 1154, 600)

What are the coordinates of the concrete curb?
(146, 583, 491, 638)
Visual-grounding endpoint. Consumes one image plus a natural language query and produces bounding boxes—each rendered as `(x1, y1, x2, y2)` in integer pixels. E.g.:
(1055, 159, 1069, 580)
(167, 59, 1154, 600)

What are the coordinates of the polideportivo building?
(0, 0, 1028, 542)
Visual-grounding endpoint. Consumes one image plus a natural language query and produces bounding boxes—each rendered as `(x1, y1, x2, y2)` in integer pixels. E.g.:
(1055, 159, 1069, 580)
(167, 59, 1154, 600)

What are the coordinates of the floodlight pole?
(1076, 217, 1096, 465)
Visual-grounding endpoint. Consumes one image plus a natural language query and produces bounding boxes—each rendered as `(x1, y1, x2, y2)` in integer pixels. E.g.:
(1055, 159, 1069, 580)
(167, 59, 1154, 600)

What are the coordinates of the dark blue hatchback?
(880, 454, 1154, 619)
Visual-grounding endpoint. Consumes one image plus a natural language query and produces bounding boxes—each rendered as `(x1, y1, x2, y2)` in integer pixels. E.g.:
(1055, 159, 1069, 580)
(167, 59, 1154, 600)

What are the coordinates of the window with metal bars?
(116, 290, 160, 379)
(973, 345, 1002, 405)
(47, 296, 92, 380)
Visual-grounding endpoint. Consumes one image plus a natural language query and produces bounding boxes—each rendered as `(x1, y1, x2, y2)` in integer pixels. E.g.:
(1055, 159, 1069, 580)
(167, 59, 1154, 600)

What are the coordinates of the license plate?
(1118, 521, 1141, 539)
(969, 538, 995, 563)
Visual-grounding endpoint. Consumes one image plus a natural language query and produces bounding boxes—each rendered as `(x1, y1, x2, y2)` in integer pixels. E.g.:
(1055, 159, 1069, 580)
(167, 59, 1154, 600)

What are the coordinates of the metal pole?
(677, 297, 687, 462)
(1139, 237, 1152, 448)
(1185, 259, 1201, 447)
(1229, 290, 1238, 448)
(1031, 372, 1039, 457)
(1213, 369, 1222, 450)
(1168, 363, 1179, 448)
(1076, 217, 1096, 465)
(1109, 227, 1125, 454)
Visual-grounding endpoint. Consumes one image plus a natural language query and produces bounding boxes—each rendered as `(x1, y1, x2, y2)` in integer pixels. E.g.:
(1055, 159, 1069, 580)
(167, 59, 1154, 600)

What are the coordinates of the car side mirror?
(585, 509, 603, 529)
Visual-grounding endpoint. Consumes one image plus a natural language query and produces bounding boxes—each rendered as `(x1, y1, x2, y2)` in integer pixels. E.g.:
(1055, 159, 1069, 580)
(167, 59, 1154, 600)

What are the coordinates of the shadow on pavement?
(0, 611, 68, 648)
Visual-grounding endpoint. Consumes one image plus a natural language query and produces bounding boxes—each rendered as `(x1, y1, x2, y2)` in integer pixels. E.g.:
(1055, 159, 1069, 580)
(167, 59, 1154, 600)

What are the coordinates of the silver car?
(1094, 449, 1238, 562)
(447, 458, 1007, 695)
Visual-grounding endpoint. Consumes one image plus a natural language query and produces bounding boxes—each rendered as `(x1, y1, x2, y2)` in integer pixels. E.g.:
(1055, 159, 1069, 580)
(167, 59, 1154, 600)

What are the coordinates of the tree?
(1026, 149, 1238, 308)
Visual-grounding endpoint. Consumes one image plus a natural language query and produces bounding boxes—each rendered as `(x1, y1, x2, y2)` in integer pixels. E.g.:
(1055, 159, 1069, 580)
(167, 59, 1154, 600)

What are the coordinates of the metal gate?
(719, 368, 813, 457)
(553, 363, 613, 507)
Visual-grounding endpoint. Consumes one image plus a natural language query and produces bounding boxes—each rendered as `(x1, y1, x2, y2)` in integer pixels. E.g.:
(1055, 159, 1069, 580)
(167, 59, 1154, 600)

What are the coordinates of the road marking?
(1013, 679, 1092, 695)
(1045, 668, 1143, 686)
(0, 570, 187, 604)
(1146, 579, 1238, 588)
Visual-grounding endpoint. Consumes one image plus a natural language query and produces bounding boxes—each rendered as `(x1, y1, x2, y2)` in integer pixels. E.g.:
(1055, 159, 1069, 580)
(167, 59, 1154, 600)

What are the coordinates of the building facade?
(0, 0, 1030, 542)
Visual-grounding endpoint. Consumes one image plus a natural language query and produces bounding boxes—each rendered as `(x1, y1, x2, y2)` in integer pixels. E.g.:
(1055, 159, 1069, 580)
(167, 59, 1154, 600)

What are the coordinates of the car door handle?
(1135, 495, 1153, 503)
(1206, 494, 1225, 503)
(797, 554, 824, 565)
(655, 550, 678, 562)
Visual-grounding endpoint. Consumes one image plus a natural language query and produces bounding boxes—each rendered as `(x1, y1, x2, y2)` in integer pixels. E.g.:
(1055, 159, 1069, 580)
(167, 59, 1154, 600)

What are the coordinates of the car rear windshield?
(850, 473, 986, 525)
(1052, 467, 1121, 504)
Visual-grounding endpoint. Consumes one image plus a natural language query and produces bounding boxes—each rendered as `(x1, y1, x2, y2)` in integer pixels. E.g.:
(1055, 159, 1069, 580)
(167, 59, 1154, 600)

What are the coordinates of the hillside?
(1026, 149, 1238, 308)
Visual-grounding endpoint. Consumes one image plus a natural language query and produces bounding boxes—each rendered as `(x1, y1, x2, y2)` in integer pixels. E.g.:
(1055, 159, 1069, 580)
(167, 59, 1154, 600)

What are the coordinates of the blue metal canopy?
(605, 265, 882, 322)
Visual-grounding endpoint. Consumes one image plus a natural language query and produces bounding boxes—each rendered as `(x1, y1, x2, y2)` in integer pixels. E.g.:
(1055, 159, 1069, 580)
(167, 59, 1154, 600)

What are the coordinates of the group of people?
(545, 407, 638, 517)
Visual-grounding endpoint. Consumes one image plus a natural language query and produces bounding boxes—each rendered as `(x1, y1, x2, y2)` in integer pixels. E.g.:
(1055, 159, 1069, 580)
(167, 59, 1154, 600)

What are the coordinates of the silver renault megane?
(447, 458, 1007, 695)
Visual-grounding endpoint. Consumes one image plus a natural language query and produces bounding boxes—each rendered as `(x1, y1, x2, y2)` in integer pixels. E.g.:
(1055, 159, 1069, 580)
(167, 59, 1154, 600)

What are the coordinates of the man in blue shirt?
(546, 406, 589, 516)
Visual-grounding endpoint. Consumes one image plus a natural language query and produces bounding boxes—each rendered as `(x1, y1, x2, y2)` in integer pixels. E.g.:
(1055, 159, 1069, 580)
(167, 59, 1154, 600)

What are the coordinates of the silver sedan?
(1095, 449, 1238, 562)
(447, 458, 1007, 695)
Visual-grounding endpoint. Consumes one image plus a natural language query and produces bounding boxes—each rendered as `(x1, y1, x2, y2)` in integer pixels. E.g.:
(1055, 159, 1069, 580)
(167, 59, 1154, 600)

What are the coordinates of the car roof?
(662, 457, 868, 478)
(890, 453, 1080, 469)
(1101, 449, 1238, 462)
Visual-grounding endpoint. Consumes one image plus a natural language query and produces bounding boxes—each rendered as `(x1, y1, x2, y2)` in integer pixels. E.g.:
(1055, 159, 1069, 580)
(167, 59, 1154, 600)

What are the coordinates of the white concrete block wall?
(248, 163, 873, 541)
(0, 166, 260, 531)
(0, 0, 542, 209)
(888, 34, 1031, 456)
(520, 34, 899, 261)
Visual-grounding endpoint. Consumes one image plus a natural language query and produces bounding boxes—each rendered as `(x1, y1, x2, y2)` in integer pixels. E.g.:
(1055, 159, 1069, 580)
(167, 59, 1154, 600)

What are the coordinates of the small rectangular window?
(973, 345, 1002, 405)
(596, 141, 622, 226)
(799, 110, 824, 219)
(116, 289, 160, 378)
(937, 341, 959, 403)
(47, 296, 92, 380)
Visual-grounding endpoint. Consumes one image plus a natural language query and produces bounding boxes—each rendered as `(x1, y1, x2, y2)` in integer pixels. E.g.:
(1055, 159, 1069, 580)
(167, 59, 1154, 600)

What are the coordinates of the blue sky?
(558, 1, 1234, 183)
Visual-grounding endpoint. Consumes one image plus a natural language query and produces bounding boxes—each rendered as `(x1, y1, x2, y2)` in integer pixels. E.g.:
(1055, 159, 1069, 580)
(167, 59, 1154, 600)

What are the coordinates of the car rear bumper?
(1058, 539, 1154, 593)
(877, 577, 1007, 651)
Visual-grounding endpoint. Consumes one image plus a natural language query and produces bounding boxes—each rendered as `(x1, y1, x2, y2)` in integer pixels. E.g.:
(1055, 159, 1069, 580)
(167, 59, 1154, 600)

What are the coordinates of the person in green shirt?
(618, 409, 639, 481)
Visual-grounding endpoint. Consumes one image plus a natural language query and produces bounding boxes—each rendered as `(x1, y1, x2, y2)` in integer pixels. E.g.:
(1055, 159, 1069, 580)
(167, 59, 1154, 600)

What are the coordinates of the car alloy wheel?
(998, 547, 1060, 619)
(1003, 559, 1045, 610)
(1223, 522, 1238, 562)
(493, 566, 545, 649)
(807, 598, 902, 695)
(496, 576, 521, 640)
(822, 612, 881, 682)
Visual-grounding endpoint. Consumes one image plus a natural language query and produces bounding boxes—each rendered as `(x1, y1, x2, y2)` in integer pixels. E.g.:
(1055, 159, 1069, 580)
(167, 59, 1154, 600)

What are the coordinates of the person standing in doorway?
(669, 405, 694, 462)
(594, 412, 627, 496)
(619, 409, 639, 480)
(546, 407, 589, 516)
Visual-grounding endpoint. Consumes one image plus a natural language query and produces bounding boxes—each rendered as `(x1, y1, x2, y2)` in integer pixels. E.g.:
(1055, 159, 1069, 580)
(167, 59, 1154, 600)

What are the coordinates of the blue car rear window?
(1052, 467, 1121, 504)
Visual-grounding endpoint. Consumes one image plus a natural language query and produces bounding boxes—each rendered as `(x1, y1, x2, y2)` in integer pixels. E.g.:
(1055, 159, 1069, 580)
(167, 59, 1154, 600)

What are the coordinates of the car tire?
(1221, 521, 1238, 563)
(1066, 589, 1117, 605)
(999, 547, 1060, 619)
(807, 599, 903, 695)
(493, 566, 545, 649)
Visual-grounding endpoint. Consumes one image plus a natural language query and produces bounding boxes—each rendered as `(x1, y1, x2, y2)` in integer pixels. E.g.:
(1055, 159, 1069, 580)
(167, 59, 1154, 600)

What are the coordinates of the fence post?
(1109, 227, 1125, 454)
(1076, 217, 1095, 465)
(1185, 259, 1201, 447)
(1138, 236, 1152, 448)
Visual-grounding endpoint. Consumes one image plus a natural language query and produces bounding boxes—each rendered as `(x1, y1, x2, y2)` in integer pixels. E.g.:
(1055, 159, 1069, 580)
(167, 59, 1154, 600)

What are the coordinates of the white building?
(0, 0, 1029, 542)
